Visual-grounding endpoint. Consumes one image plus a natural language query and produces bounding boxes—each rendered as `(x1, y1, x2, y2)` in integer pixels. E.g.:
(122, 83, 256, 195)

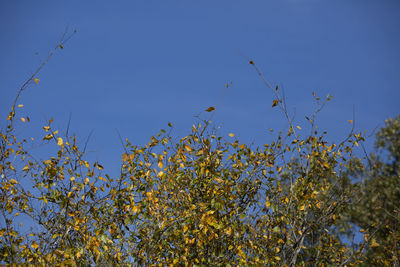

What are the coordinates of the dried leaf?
(96, 163, 104, 170)
(43, 134, 53, 140)
(205, 106, 215, 112)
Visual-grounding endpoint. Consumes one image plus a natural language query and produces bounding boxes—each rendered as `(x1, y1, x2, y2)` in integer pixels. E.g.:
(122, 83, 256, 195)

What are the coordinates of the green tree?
(348, 116, 400, 266)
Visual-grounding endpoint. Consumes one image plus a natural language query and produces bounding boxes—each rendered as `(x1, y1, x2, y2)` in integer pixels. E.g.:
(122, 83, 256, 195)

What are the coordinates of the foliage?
(347, 115, 400, 266)
(1, 37, 398, 266)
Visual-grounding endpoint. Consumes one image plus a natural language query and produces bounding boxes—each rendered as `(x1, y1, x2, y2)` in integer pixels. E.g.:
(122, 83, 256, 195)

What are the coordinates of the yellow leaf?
(296, 125, 301, 130)
(31, 241, 39, 249)
(132, 205, 139, 214)
(33, 78, 39, 84)
(85, 178, 90, 184)
(43, 126, 50, 131)
(158, 160, 163, 169)
(9, 179, 19, 185)
(21, 117, 26, 123)
(323, 161, 330, 168)
(299, 204, 305, 211)
(225, 227, 232, 235)
(275, 256, 281, 261)
(22, 165, 29, 172)
(265, 200, 270, 208)
(122, 153, 128, 162)
(70, 176, 75, 182)
(205, 106, 215, 112)
(348, 120, 353, 124)
(17, 104, 24, 108)
(272, 99, 279, 107)
(214, 177, 224, 183)
(57, 137, 63, 146)
(228, 133, 235, 137)
(370, 238, 379, 248)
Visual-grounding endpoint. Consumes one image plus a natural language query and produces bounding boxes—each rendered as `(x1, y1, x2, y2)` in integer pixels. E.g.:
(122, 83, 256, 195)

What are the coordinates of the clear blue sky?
(1, 0, 399, 175)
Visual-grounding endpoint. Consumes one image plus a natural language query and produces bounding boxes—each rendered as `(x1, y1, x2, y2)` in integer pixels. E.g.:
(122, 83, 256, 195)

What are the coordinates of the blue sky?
(1, 0, 399, 175)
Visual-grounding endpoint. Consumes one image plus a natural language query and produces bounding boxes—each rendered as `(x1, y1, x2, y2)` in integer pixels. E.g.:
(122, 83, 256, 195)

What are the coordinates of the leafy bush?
(1, 36, 398, 266)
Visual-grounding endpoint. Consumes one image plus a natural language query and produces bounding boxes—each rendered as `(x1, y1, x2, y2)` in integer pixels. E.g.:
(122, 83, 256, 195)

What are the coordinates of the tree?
(347, 115, 400, 266)
(1, 37, 395, 266)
